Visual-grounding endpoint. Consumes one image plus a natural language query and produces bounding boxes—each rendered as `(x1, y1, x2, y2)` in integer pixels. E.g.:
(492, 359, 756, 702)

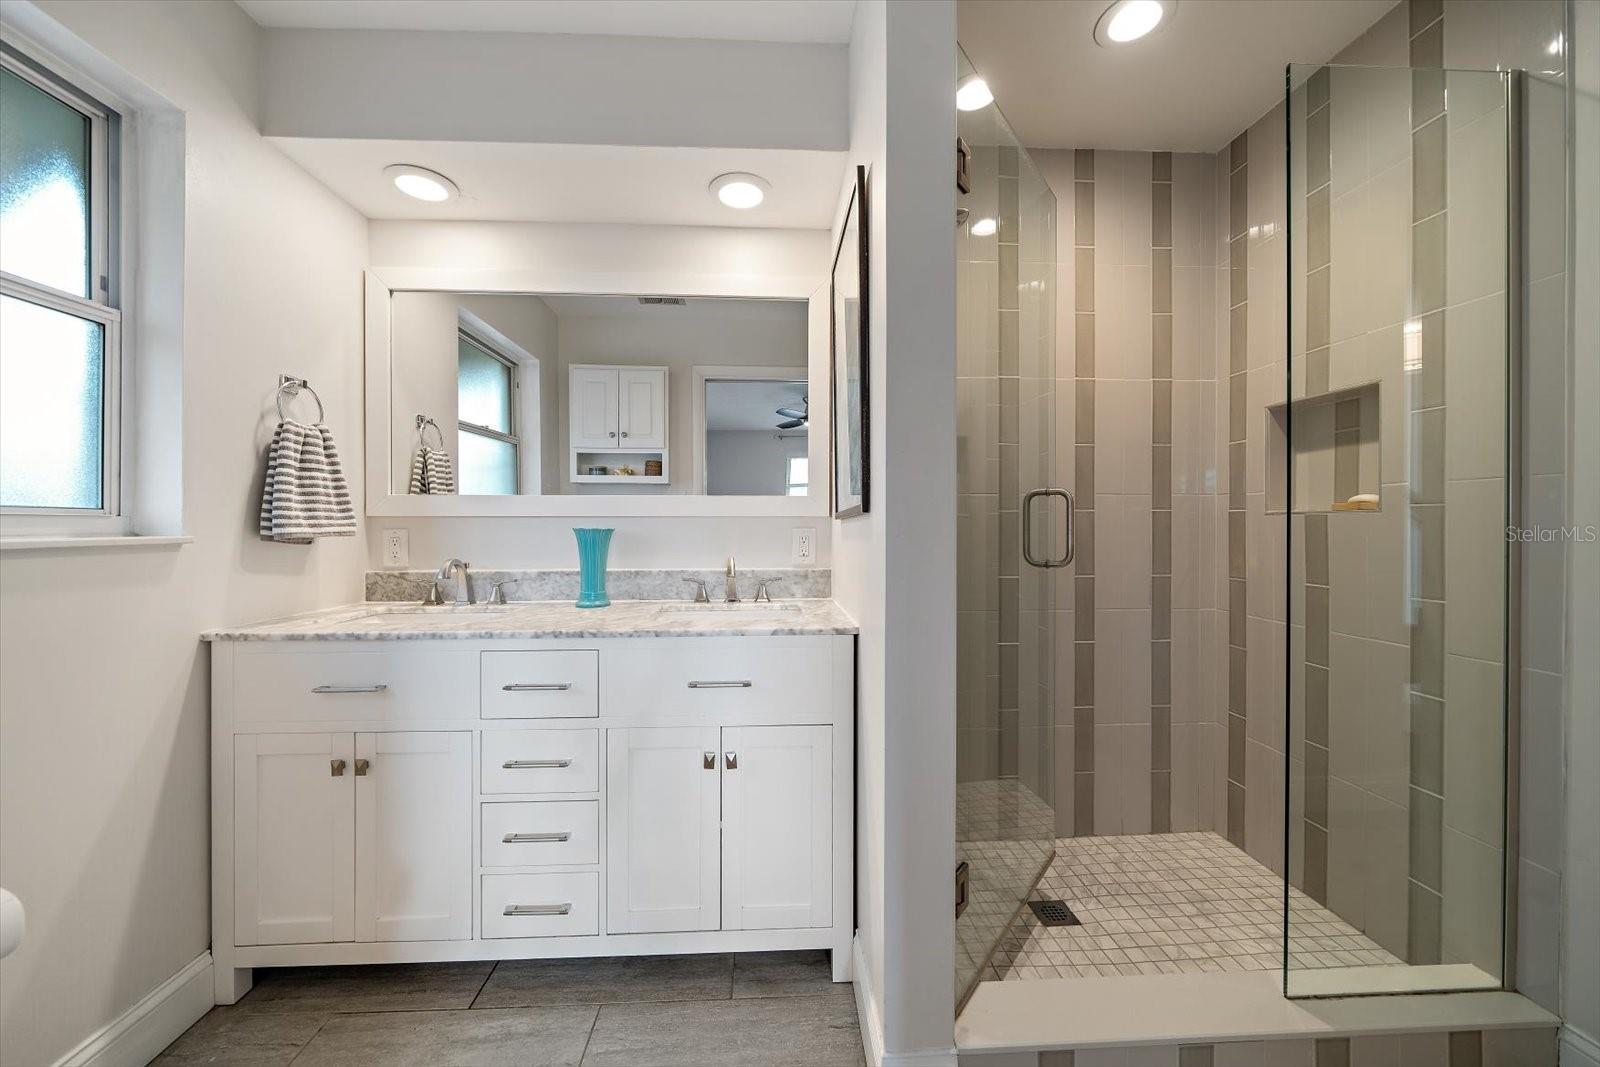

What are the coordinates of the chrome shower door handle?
(1022, 488, 1074, 569)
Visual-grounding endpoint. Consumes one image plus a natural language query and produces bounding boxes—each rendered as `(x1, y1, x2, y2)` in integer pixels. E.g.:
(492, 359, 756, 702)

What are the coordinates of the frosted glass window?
(456, 330, 519, 495)
(458, 432, 516, 496)
(0, 66, 91, 297)
(458, 334, 513, 433)
(0, 294, 105, 508)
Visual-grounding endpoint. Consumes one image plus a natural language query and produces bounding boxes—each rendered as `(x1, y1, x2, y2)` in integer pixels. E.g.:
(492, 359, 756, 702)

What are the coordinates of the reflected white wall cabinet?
(210, 635, 854, 1003)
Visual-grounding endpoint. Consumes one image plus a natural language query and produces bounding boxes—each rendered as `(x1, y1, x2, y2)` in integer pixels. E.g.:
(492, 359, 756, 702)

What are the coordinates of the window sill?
(0, 534, 192, 551)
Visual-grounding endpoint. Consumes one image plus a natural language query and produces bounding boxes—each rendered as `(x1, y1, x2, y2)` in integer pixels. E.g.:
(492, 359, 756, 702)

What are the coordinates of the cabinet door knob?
(609, 431, 617, 438)
(620, 431, 629, 438)
(725, 751, 738, 770)
(354, 758, 370, 776)
(703, 751, 716, 770)
(330, 759, 347, 777)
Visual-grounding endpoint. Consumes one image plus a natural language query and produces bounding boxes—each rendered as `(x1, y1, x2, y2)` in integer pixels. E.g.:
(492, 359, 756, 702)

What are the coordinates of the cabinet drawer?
(480, 651, 598, 720)
(232, 646, 478, 724)
(481, 801, 599, 867)
(481, 730, 599, 794)
(602, 639, 832, 722)
(481, 873, 599, 938)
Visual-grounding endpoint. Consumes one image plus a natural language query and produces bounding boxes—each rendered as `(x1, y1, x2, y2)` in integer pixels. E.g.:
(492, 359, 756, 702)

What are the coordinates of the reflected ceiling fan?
(776, 396, 809, 430)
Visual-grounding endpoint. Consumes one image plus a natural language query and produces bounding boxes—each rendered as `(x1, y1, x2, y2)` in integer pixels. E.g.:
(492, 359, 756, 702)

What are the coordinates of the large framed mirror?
(364, 270, 829, 517)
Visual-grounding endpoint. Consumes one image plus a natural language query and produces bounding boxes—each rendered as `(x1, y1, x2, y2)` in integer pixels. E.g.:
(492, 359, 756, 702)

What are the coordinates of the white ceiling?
(706, 379, 809, 433)
(956, 0, 1398, 152)
(236, 0, 857, 43)
(271, 139, 845, 227)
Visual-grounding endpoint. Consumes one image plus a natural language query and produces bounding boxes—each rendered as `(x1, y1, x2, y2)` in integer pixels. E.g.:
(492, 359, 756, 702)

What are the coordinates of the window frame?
(0, 43, 125, 531)
(456, 326, 520, 494)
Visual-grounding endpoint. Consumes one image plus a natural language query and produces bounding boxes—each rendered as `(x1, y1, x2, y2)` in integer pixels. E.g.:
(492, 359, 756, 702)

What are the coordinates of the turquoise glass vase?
(573, 527, 614, 608)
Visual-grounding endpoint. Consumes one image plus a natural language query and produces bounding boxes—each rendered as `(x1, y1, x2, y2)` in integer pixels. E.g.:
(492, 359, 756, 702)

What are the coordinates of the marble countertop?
(203, 598, 858, 641)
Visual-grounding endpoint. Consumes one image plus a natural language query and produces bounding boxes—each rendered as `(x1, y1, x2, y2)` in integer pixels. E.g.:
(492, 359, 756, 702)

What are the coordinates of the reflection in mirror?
(387, 293, 809, 498)
(702, 378, 808, 496)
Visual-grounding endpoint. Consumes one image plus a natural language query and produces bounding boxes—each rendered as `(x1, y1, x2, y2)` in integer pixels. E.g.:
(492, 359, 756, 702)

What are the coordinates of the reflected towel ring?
(416, 414, 445, 449)
(276, 376, 326, 424)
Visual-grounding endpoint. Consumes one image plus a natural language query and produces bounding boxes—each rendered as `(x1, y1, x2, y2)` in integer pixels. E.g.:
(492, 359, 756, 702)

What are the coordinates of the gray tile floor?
(156, 951, 863, 1067)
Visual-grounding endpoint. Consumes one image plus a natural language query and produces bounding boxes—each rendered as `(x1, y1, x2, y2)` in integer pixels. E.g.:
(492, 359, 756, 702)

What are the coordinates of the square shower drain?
(1027, 899, 1081, 927)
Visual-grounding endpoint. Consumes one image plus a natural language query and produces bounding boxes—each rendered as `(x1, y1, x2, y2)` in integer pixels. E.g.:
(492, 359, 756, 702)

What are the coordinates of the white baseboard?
(851, 934, 958, 1067)
(1563, 1025, 1600, 1067)
(54, 951, 213, 1067)
(853, 935, 887, 1067)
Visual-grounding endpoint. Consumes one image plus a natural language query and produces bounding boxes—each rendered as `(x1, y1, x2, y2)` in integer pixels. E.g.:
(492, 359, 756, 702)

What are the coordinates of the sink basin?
(348, 604, 515, 622)
(653, 602, 803, 615)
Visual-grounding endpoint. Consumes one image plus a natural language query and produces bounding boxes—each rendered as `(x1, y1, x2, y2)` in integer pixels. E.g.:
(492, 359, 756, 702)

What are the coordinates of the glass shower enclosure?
(1283, 61, 1518, 997)
(954, 48, 1061, 1007)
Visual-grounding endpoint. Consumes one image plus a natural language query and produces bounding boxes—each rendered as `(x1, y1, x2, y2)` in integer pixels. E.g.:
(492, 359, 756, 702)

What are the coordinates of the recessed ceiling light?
(383, 164, 459, 203)
(709, 172, 770, 209)
(1094, 0, 1173, 46)
(970, 217, 997, 237)
(956, 74, 994, 111)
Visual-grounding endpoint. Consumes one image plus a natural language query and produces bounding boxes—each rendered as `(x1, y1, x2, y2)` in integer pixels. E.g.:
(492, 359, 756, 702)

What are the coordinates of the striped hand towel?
(407, 446, 456, 495)
(258, 419, 357, 543)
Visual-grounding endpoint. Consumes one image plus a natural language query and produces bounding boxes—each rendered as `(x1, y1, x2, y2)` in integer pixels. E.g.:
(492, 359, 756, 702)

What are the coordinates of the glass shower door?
(1283, 62, 1514, 997)
(954, 48, 1059, 1007)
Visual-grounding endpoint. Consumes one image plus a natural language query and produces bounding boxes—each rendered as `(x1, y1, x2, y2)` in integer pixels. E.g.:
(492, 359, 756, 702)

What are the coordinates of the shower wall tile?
(1442, 654, 1506, 846)
(1442, 828, 1503, 974)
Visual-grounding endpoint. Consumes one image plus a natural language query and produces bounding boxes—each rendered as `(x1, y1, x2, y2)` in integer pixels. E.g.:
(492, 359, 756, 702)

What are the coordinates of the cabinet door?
(616, 368, 667, 448)
(606, 726, 721, 933)
(721, 726, 833, 931)
(354, 731, 472, 942)
(234, 733, 354, 946)
(570, 367, 619, 449)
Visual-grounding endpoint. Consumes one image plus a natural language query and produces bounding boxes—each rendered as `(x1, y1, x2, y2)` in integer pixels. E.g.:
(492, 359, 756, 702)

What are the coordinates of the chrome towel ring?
(416, 414, 446, 449)
(276, 375, 326, 424)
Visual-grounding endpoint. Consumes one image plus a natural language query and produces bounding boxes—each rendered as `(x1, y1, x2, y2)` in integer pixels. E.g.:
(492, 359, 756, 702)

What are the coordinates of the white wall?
(0, 2, 370, 1065)
(707, 431, 807, 495)
(837, 1, 959, 1060)
(262, 28, 849, 151)
(367, 220, 833, 570)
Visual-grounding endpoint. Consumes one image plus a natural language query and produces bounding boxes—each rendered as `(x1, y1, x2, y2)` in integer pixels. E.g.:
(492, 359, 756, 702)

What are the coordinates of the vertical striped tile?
(1226, 135, 1248, 848)
(1151, 151, 1174, 832)
(1407, 5, 1448, 962)
(997, 145, 1021, 779)
(1074, 152, 1097, 837)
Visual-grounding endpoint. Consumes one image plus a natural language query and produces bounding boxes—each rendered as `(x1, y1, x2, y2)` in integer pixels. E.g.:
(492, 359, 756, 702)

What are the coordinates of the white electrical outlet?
(791, 527, 816, 566)
(381, 528, 409, 568)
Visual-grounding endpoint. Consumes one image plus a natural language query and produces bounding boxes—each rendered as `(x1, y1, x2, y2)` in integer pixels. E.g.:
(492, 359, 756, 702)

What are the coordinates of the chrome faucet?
(436, 558, 474, 605)
(724, 556, 740, 603)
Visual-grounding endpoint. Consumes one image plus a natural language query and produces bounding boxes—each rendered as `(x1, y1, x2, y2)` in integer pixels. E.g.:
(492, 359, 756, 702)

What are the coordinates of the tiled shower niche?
(1266, 382, 1381, 513)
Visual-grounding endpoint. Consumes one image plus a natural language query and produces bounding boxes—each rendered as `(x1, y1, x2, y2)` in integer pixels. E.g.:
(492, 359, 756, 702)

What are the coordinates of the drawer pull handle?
(354, 758, 370, 776)
(502, 683, 573, 691)
(725, 750, 738, 770)
(312, 684, 388, 694)
(330, 759, 347, 777)
(687, 680, 752, 689)
(504, 903, 571, 916)
(502, 831, 571, 843)
(502, 759, 572, 769)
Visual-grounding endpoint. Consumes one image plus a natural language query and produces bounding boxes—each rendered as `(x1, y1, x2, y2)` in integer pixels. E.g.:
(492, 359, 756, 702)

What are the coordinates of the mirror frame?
(364, 269, 831, 517)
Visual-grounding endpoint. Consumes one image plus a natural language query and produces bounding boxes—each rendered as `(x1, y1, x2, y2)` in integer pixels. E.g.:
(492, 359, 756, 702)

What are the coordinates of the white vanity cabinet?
(209, 633, 854, 1004)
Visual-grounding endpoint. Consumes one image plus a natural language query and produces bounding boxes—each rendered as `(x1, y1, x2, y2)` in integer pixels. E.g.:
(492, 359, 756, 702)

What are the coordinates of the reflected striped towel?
(408, 446, 456, 495)
(258, 419, 357, 543)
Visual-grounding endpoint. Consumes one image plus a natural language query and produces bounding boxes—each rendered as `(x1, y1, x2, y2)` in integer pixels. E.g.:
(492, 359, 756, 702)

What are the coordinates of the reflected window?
(786, 456, 808, 496)
(457, 330, 519, 495)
